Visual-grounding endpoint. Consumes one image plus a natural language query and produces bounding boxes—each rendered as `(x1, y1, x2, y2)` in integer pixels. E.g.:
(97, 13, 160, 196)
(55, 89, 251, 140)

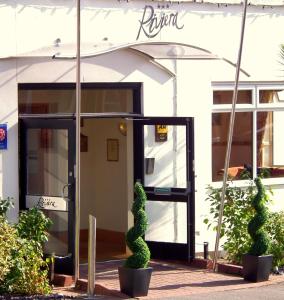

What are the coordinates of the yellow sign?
(156, 125, 168, 134)
(155, 125, 168, 142)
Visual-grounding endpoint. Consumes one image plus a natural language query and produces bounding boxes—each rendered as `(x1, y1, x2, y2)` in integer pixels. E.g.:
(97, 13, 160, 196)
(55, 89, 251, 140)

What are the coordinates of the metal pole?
(75, 0, 81, 283)
(88, 215, 96, 297)
(212, 0, 248, 272)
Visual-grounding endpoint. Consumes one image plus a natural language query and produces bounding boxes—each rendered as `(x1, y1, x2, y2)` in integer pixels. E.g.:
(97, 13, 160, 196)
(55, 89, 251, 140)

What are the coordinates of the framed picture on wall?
(107, 139, 119, 161)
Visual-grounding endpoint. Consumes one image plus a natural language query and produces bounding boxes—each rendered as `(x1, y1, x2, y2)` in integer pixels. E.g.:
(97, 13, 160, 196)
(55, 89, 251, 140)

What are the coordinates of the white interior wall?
(80, 118, 129, 233)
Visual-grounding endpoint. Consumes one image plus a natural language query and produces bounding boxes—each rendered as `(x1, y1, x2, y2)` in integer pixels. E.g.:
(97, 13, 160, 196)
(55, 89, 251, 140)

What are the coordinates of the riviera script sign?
(136, 5, 184, 40)
(26, 195, 68, 211)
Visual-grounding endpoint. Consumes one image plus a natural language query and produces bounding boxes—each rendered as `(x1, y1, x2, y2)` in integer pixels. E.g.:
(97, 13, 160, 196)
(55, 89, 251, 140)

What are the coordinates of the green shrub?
(204, 178, 284, 266)
(0, 217, 18, 292)
(247, 177, 270, 256)
(204, 180, 255, 264)
(124, 182, 151, 269)
(8, 238, 51, 295)
(16, 207, 52, 251)
(265, 211, 284, 267)
(0, 207, 52, 295)
(0, 197, 14, 217)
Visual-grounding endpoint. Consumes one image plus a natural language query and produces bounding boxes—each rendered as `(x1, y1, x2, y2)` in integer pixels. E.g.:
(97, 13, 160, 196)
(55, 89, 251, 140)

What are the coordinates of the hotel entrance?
(18, 83, 141, 274)
(18, 83, 195, 275)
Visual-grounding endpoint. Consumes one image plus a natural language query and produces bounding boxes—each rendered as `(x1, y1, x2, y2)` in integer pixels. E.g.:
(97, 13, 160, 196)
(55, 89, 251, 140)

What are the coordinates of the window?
(259, 90, 284, 104)
(19, 89, 75, 114)
(18, 88, 133, 114)
(212, 87, 284, 181)
(213, 90, 252, 105)
(18, 83, 140, 115)
(212, 112, 253, 181)
(257, 111, 284, 178)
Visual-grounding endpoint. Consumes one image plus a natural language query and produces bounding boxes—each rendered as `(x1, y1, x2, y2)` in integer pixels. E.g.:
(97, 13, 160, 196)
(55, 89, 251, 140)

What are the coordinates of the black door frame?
(19, 118, 76, 272)
(134, 117, 195, 261)
(18, 81, 143, 274)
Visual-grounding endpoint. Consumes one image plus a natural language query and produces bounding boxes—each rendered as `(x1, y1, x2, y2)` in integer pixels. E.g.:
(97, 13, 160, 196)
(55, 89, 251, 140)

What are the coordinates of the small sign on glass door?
(155, 125, 168, 142)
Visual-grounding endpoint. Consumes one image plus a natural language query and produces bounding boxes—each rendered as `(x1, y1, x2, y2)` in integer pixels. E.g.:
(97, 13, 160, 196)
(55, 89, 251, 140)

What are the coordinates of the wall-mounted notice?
(0, 124, 7, 150)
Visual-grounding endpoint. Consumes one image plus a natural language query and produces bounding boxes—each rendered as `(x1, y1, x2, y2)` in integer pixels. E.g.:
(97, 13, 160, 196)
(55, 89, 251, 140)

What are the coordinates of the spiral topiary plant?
(124, 182, 151, 269)
(247, 177, 270, 256)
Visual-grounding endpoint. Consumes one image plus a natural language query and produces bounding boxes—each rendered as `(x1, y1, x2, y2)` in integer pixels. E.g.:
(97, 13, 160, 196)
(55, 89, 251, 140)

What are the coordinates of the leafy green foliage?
(16, 207, 52, 251)
(0, 217, 18, 290)
(7, 238, 51, 295)
(0, 206, 52, 295)
(0, 197, 14, 217)
(204, 180, 255, 264)
(124, 182, 151, 269)
(247, 178, 270, 256)
(266, 211, 284, 267)
(204, 178, 284, 266)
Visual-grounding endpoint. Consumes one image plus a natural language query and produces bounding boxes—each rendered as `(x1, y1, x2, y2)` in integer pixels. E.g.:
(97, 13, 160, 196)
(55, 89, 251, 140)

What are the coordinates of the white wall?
(176, 59, 215, 252)
(2, 1, 284, 81)
(0, 59, 18, 222)
(2, 0, 284, 253)
(80, 118, 129, 233)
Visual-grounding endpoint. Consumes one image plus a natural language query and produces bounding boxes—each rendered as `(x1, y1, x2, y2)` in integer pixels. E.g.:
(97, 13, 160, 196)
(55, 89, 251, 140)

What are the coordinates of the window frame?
(257, 86, 284, 109)
(212, 83, 284, 186)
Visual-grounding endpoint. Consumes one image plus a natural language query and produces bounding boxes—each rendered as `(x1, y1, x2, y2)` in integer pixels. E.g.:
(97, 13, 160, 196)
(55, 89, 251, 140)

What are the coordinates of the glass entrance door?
(20, 119, 75, 273)
(134, 117, 195, 261)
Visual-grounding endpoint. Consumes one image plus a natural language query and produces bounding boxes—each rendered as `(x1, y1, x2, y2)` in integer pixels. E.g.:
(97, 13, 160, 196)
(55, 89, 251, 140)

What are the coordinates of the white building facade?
(1, 0, 284, 270)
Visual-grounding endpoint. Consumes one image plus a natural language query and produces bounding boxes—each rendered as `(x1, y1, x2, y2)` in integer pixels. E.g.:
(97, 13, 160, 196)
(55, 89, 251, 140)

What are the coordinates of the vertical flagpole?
(75, 0, 81, 282)
(212, 0, 248, 272)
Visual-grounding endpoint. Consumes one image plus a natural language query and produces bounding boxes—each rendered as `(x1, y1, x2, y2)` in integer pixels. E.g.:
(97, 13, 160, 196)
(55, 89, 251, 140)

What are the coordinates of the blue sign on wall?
(0, 124, 7, 150)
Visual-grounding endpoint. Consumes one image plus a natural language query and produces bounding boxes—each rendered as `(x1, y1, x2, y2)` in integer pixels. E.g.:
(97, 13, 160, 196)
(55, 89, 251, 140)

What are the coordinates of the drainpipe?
(75, 0, 81, 283)
(173, 61, 178, 242)
(212, 0, 248, 272)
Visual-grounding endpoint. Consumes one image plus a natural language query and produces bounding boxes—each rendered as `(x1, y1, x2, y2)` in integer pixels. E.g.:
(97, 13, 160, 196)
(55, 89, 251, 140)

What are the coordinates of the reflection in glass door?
(20, 119, 75, 269)
(134, 118, 195, 261)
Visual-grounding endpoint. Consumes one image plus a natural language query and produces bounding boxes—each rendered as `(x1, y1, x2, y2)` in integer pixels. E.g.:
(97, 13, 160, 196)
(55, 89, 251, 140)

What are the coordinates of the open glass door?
(20, 119, 75, 274)
(134, 117, 195, 261)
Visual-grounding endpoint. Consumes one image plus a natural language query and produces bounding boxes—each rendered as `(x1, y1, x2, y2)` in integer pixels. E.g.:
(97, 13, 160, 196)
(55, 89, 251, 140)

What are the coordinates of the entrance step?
(53, 273, 74, 287)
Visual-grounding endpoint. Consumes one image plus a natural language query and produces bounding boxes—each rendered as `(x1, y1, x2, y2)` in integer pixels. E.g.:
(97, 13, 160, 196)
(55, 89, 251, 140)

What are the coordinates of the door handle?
(62, 183, 72, 200)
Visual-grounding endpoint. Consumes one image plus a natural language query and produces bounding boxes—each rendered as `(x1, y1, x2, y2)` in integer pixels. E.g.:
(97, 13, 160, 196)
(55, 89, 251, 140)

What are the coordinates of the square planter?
(243, 254, 273, 282)
(118, 266, 153, 297)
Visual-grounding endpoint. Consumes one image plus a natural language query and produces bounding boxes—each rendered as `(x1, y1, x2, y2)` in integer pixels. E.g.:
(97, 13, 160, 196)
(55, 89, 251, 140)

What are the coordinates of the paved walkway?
(74, 260, 284, 299)
(158, 281, 284, 300)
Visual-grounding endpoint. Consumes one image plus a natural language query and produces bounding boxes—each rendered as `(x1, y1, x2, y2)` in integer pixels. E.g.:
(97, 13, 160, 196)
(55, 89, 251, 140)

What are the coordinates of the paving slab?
(157, 281, 284, 300)
(75, 260, 284, 299)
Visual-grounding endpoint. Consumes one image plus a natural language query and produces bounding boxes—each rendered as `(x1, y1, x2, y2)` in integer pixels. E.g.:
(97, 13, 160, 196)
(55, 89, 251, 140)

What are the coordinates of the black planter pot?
(54, 254, 73, 275)
(118, 266, 153, 297)
(243, 254, 273, 282)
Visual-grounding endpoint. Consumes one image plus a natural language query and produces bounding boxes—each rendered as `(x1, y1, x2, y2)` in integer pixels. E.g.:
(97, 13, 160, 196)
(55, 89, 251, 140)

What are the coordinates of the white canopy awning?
(1, 41, 250, 78)
(1, 41, 218, 60)
(150, 0, 284, 5)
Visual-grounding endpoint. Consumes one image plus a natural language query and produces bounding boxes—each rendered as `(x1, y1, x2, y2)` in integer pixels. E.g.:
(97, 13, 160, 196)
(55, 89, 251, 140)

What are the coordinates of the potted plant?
(243, 177, 273, 282)
(118, 182, 152, 297)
